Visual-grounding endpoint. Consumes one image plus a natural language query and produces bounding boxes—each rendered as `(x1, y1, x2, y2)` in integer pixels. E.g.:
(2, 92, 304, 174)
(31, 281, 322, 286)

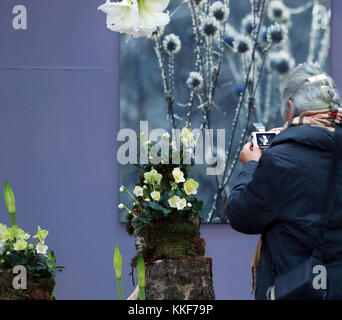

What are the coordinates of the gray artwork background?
(120, 0, 331, 223)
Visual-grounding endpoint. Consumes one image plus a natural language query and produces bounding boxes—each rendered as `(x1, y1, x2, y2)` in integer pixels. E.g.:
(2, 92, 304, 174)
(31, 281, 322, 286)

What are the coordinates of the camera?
(250, 123, 280, 149)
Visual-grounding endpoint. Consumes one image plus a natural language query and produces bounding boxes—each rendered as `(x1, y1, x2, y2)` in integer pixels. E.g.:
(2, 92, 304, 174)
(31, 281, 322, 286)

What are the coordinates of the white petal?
(143, 0, 170, 12)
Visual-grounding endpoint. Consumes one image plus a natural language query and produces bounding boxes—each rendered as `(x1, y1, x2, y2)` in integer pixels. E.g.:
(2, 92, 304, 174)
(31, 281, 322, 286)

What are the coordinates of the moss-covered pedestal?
(129, 213, 215, 300)
(0, 271, 55, 300)
(145, 257, 215, 300)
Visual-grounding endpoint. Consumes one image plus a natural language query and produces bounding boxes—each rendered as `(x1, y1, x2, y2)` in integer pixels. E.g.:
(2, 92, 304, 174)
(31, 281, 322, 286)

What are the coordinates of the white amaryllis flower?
(143, 0, 170, 12)
(36, 242, 48, 255)
(133, 186, 144, 197)
(98, 0, 140, 35)
(98, 0, 170, 38)
(138, 0, 170, 37)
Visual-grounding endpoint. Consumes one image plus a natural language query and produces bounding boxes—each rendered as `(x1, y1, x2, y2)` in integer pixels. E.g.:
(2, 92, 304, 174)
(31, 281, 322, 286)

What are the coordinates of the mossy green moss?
(131, 213, 205, 267)
(0, 271, 55, 300)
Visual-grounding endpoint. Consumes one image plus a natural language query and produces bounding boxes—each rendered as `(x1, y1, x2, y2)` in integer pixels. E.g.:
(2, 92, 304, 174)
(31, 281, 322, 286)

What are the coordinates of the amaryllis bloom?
(98, 0, 170, 38)
(98, 0, 140, 35)
(142, 0, 170, 13)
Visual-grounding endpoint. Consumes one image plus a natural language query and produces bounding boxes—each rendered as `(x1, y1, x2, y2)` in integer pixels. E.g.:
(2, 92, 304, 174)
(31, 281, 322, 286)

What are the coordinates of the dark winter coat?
(226, 126, 342, 300)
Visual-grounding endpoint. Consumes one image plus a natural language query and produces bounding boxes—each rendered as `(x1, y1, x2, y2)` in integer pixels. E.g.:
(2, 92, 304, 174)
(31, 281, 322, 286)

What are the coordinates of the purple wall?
(0, 0, 340, 300)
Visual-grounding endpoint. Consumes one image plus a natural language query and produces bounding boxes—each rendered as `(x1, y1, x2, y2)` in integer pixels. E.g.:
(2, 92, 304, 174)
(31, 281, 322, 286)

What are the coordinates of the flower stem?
(116, 277, 124, 300)
(9, 212, 17, 228)
(139, 286, 146, 300)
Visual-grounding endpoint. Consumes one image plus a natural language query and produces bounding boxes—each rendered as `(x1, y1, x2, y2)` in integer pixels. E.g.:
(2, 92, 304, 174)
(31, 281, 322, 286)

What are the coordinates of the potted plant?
(0, 181, 63, 300)
(119, 128, 215, 300)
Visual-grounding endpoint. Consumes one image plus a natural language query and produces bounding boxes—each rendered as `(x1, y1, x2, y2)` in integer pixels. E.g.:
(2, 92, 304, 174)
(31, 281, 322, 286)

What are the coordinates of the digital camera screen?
(256, 133, 277, 147)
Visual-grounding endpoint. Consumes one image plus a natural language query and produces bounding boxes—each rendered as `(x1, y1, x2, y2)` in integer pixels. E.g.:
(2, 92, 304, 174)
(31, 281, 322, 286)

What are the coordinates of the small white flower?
(186, 72, 204, 91)
(133, 186, 144, 197)
(143, 185, 147, 189)
(176, 198, 187, 211)
(172, 167, 186, 183)
(144, 198, 151, 202)
(36, 242, 48, 255)
(168, 195, 181, 208)
(210, 1, 229, 23)
(151, 191, 161, 201)
(163, 34, 182, 55)
(233, 35, 253, 54)
(187, 202, 192, 208)
(119, 186, 124, 192)
(267, 23, 288, 46)
(118, 203, 124, 209)
(201, 17, 219, 38)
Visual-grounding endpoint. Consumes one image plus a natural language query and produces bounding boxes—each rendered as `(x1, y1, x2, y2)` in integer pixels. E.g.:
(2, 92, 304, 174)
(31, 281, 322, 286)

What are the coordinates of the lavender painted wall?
(0, 0, 340, 300)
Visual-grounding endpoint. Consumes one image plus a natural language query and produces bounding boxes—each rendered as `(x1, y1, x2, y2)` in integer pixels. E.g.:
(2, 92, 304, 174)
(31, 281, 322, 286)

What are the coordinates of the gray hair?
(281, 63, 341, 118)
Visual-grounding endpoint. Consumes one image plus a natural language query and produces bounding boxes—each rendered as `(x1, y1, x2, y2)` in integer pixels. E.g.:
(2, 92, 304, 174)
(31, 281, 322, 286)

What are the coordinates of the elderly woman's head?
(282, 63, 341, 120)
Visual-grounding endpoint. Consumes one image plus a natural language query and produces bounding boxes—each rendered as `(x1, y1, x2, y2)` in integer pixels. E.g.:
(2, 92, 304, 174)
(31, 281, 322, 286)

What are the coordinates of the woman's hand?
(239, 142, 262, 165)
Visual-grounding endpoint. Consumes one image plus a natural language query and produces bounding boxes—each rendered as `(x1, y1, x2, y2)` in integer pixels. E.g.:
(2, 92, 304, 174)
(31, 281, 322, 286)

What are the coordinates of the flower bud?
(3, 181, 15, 214)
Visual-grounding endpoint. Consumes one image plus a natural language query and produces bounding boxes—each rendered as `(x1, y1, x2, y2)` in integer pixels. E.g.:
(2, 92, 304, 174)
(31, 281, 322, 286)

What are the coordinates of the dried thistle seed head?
(224, 24, 238, 48)
(186, 72, 204, 91)
(201, 17, 219, 38)
(233, 35, 253, 54)
(163, 33, 181, 55)
(267, 0, 290, 24)
(210, 1, 229, 23)
(268, 51, 295, 75)
(152, 26, 165, 38)
(267, 23, 288, 45)
(241, 14, 259, 36)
